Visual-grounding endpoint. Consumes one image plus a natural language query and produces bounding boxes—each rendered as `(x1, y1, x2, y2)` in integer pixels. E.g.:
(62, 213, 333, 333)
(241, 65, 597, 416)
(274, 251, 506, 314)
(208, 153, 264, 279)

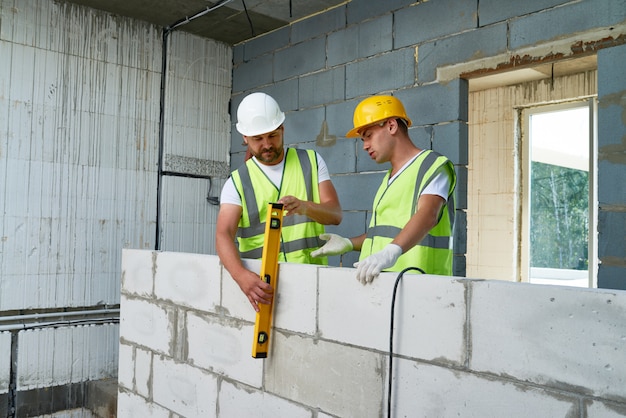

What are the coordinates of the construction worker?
(216, 92, 342, 311)
(311, 95, 456, 284)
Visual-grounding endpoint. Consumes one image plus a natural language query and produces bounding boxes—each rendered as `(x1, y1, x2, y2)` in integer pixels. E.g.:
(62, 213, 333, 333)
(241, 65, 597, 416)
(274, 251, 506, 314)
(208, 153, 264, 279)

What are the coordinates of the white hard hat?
(236, 92, 286, 136)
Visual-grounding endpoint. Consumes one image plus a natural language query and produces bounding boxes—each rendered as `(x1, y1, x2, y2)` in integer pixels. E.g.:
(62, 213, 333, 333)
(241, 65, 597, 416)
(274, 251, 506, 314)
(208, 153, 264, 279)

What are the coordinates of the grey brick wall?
(230, 0, 626, 286)
(597, 42, 626, 290)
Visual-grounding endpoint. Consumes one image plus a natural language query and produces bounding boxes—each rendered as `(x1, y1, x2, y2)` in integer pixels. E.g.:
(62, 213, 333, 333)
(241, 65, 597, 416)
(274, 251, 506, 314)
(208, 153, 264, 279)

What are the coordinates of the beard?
(252, 145, 283, 164)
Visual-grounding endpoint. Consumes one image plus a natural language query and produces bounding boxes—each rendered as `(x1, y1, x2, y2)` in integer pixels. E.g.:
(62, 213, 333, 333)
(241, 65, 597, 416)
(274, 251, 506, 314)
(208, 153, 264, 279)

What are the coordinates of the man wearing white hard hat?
(216, 92, 342, 312)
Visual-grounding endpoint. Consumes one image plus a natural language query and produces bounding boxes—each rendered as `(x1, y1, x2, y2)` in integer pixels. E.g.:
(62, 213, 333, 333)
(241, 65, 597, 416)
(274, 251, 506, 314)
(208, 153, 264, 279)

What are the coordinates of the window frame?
(519, 98, 598, 287)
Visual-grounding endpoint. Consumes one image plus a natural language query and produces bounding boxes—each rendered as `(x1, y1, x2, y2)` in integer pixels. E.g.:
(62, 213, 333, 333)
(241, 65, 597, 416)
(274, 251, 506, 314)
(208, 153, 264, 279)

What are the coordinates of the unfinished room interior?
(1, 0, 625, 416)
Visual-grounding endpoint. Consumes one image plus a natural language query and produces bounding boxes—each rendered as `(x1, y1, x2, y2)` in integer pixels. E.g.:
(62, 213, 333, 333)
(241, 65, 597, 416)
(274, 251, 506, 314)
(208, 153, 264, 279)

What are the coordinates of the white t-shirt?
(220, 151, 331, 206)
(389, 151, 452, 201)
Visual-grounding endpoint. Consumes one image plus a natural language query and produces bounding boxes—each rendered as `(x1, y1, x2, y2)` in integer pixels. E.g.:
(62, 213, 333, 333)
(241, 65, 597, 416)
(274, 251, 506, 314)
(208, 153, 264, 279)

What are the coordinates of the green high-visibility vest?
(359, 150, 456, 275)
(231, 148, 327, 265)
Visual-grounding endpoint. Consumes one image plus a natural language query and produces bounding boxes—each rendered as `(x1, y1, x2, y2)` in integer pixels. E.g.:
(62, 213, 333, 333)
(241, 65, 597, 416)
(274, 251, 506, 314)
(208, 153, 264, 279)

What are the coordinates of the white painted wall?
(119, 249, 626, 417)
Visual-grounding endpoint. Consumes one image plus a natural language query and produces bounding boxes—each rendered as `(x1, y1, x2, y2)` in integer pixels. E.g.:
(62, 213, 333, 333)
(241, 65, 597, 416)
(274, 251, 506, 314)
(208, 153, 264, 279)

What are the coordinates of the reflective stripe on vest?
(232, 148, 326, 265)
(360, 150, 456, 275)
(366, 225, 451, 249)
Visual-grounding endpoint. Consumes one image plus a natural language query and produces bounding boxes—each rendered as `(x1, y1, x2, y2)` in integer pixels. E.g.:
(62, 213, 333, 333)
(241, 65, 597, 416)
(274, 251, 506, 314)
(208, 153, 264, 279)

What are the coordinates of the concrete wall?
(230, 0, 626, 288)
(118, 249, 626, 417)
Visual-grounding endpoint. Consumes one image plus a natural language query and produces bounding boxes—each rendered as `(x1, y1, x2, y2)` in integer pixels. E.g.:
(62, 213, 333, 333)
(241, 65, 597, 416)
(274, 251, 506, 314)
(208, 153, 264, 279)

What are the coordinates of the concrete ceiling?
(62, 0, 347, 45)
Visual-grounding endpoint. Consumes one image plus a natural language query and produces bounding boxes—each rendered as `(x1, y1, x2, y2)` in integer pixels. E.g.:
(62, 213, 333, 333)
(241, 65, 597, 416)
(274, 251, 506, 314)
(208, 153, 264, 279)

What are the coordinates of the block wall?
(230, 0, 626, 287)
(596, 42, 626, 290)
(118, 249, 626, 417)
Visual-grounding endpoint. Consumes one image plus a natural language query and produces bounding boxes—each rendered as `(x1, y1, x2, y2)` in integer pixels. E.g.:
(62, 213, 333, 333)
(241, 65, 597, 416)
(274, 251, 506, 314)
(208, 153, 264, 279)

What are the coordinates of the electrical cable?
(156, 0, 233, 249)
(207, 177, 220, 205)
(166, 0, 235, 33)
(241, 0, 255, 38)
(387, 266, 426, 418)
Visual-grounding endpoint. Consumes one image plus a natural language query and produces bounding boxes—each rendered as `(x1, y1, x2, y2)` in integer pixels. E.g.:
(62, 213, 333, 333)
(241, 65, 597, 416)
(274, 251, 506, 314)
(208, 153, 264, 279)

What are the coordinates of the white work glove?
(353, 244, 403, 285)
(310, 233, 353, 258)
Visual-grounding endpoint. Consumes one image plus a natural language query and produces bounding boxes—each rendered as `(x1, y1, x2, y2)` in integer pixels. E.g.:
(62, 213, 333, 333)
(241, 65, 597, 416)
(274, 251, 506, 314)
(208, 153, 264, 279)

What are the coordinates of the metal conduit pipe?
(0, 308, 120, 332)
(0, 308, 119, 323)
(0, 318, 119, 332)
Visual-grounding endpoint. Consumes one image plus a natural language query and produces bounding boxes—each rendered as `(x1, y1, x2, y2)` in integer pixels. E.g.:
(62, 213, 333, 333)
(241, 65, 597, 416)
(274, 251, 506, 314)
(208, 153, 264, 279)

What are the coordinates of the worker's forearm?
(302, 201, 342, 225)
(216, 235, 249, 281)
(349, 233, 367, 251)
(391, 216, 438, 253)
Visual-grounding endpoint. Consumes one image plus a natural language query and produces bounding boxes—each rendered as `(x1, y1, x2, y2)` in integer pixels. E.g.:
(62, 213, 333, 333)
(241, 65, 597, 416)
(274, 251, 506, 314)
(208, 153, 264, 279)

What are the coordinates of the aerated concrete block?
(331, 171, 386, 211)
(274, 37, 326, 82)
(221, 258, 261, 322)
(265, 332, 384, 418)
(479, 0, 570, 26)
(298, 67, 346, 109)
(232, 43, 244, 65)
(319, 268, 468, 365)
(121, 249, 155, 298)
(117, 343, 133, 391)
(232, 54, 273, 93)
(154, 251, 221, 313)
(346, 48, 416, 98)
(397, 80, 468, 127)
(327, 25, 359, 67)
(586, 399, 626, 417)
(598, 42, 626, 99)
(291, 7, 345, 44)
(471, 281, 626, 402)
(598, 265, 626, 291)
(186, 313, 263, 388)
(356, 14, 393, 58)
(394, 0, 477, 48)
(283, 107, 326, 145)
(416, 23, 507, 83)
(598, 211, 626, 258)
(316, 136, 356, 175)
(273, 262, 318, 335)
(134, 347, 151, 399)
(241, 26, 289, 62)
(120, 296, 172, 355)
(392, 358, 579, 417)
(346, 0, 414, 25)
(454, 165, 468, 211)
(433, 121, 468, 165)
(509, 0, 626, 50)
(219, 380, 312, 417)
(326, 99, 360, 140)
(117, 389, 170, 418)
(152, 356, 218, 417)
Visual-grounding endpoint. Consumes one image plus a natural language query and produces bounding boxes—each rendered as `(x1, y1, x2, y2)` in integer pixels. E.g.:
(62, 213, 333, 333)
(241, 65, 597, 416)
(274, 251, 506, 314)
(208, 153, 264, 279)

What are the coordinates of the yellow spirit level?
(251, 202, 284, 358)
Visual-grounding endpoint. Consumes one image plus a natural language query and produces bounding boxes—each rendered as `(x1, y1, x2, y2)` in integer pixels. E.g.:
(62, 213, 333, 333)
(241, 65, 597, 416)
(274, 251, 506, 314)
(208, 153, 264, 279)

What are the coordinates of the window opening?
(523, 100, 597, 287)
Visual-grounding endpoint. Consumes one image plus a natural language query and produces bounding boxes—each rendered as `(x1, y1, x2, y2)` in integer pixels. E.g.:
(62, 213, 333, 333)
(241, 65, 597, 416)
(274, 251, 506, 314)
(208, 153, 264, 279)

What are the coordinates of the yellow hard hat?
(346, 95, 412, 138)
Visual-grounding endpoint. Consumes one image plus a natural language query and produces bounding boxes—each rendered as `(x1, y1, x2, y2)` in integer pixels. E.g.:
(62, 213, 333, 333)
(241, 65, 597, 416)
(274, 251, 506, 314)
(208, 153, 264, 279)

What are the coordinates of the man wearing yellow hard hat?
(312, 95, 456, 283)
(216, 92, 343, 311)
